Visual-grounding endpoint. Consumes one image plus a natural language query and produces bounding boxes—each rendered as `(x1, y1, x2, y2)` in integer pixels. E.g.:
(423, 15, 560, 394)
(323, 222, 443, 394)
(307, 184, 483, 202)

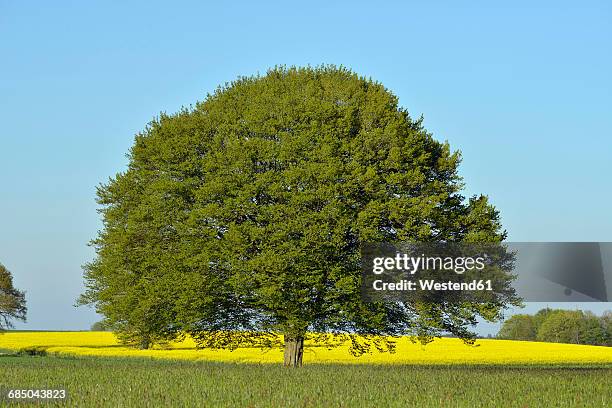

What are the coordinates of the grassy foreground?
(1, 332, 612, 365)
(0, 355, 610, 407)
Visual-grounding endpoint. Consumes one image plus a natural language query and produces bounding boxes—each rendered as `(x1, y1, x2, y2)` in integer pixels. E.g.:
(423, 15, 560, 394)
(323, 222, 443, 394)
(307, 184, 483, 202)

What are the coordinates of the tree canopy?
(79, 66, 519, 366)
(497, 314, 536, 341)
(0, 263, 27, 330)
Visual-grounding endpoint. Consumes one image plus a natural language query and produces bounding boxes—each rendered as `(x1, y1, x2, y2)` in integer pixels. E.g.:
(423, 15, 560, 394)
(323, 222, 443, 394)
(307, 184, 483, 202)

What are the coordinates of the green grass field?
(1, 355, 610, 407)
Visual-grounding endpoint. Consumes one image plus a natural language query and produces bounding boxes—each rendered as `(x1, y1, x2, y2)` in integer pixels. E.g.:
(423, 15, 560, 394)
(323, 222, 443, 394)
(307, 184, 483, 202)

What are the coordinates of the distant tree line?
(497, 308, 611, 346)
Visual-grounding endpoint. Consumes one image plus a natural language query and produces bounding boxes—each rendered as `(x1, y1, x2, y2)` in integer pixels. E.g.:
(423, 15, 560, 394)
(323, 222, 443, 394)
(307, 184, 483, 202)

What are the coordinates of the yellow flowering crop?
(1, 331, 610, 365)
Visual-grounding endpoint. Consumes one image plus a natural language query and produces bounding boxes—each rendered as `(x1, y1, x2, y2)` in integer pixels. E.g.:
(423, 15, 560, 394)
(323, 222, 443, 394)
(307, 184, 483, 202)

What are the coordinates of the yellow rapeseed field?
(1, 331, 611, 365)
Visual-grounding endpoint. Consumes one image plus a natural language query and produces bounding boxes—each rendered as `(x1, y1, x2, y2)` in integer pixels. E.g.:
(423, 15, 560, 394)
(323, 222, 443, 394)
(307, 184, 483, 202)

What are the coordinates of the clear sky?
(1, 1, 610, 334)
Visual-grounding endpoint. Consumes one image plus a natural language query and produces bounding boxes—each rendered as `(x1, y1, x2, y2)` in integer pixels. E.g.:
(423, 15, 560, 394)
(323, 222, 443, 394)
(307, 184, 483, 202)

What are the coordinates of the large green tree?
(0, 263, 26, 330)
(80, 66, 519, 366)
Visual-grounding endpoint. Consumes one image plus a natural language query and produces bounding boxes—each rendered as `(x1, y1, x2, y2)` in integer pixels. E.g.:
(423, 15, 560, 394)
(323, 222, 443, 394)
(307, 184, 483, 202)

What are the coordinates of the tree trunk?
(283, 335, 304, 367)
(138, 336, 151, 350)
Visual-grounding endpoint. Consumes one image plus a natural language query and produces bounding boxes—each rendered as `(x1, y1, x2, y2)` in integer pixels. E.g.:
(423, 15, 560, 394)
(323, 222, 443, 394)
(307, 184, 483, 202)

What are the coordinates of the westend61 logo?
(361, 243, 507, 303)
(361, 242, 612, 303)
(367, 247, 496, 296)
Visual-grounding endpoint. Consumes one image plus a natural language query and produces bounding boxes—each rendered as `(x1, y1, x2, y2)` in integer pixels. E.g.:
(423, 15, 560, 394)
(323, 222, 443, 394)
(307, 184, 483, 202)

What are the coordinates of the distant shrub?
(90, 321, 111, 331)
(18, 346, 47, 356)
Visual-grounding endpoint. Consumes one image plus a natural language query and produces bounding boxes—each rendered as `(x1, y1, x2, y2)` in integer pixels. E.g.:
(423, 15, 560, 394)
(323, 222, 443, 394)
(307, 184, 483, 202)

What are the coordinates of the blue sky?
(1, 1, 610, 333)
